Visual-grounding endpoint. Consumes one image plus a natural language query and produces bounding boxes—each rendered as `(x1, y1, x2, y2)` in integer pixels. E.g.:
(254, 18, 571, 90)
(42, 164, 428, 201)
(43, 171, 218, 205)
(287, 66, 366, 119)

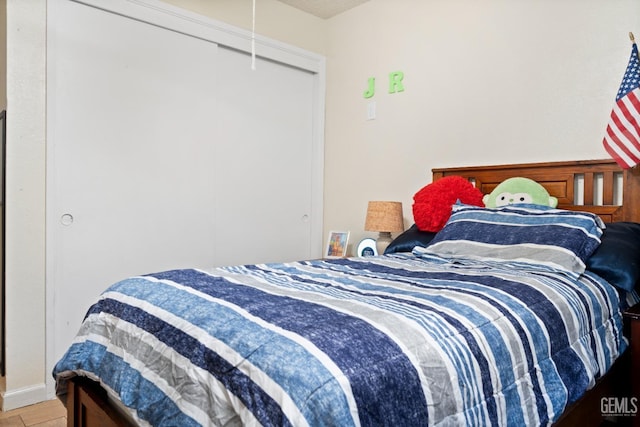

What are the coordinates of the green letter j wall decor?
(363, 77, 376, 99)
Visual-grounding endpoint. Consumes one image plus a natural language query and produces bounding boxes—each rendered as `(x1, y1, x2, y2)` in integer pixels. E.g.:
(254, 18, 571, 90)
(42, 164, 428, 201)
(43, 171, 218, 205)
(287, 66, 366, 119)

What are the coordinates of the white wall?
(0, 0, 6, 109)
(2, 0, 47, 409)
(3, 0, 639, 410)
(323, 0, 640, 251)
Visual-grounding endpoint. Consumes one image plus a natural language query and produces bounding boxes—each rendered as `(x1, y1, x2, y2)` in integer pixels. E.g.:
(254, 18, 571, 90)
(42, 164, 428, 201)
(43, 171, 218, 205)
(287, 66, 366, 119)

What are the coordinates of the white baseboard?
(1, 383, 48, 411)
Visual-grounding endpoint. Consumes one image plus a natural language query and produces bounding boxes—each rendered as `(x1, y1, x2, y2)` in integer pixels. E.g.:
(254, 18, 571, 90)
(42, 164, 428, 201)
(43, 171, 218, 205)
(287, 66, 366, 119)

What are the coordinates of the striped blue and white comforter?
(53, 252, 626, 426)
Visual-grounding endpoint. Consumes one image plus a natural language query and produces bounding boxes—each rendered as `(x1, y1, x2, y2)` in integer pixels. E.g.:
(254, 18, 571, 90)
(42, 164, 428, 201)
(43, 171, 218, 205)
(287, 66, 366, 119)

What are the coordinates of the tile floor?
(0, 399, 66, 427)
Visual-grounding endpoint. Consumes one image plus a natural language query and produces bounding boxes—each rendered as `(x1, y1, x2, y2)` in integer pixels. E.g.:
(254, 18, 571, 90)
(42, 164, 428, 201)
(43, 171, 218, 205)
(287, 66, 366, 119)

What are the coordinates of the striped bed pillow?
(420, 202, 605, 274)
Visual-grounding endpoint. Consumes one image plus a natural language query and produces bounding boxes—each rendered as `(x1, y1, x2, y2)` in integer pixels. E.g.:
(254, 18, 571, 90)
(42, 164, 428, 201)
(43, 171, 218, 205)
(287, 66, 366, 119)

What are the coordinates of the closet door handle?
(60, 214, 74, 226)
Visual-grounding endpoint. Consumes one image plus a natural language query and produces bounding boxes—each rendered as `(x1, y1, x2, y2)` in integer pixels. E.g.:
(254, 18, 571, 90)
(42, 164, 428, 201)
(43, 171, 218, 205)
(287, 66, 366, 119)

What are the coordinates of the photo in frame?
(325, 230, 349, 258)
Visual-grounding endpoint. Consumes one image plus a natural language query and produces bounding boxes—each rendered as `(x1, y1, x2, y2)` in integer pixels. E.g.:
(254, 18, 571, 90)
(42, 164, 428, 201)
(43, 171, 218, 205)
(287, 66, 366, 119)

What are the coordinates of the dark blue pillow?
(587, 222, 640, 292)
(384, 224, 437, 254)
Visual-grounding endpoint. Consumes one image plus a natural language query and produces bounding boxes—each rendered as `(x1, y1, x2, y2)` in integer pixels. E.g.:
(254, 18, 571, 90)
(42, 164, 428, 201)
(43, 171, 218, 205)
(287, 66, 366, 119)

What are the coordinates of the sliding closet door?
(213, 48, 315, 266)
(47, 0, 323, 372)
(47, 0, 221, 364)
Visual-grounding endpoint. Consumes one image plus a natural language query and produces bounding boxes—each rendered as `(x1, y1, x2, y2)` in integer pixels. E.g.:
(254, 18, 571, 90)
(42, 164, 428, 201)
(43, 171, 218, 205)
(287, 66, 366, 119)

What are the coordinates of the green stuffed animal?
(483, 177, 558, 208)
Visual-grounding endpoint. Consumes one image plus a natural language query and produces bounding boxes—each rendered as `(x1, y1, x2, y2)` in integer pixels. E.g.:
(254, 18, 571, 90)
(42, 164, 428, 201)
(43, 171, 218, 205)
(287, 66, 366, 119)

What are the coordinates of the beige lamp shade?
(365, 201, 404, 254)
(365, 201, 404, 232)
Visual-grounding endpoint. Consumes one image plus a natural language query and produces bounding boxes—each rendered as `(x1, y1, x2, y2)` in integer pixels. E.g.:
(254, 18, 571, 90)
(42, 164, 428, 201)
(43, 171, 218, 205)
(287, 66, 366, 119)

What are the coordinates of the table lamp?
(364, 201, 404, 254)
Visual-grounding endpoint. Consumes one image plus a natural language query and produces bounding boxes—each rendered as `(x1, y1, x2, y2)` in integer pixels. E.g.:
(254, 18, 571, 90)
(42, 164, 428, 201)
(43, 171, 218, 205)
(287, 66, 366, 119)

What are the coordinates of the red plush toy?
(412, 176, 484, 232)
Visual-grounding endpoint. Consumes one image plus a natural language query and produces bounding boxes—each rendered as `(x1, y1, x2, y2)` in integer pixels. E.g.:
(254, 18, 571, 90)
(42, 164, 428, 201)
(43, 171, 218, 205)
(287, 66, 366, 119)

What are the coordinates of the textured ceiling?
(276, 0, 369, 19)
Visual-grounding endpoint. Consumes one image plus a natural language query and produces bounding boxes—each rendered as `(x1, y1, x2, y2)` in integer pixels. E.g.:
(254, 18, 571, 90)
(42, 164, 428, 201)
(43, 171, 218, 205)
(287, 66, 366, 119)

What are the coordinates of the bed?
(53, 159, 640, 426)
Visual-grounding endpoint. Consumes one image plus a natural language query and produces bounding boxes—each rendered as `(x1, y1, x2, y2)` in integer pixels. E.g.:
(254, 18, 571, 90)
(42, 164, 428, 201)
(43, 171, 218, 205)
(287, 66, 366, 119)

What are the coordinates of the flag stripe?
(613, 98, 640, 150)
(604, 115, 640, 167)
(621, 91, 640, 131)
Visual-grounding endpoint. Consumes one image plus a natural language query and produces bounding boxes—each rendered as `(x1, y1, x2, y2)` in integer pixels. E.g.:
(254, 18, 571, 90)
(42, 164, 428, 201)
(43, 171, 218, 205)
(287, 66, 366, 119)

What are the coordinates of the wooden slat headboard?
(432, 159, 640, 223)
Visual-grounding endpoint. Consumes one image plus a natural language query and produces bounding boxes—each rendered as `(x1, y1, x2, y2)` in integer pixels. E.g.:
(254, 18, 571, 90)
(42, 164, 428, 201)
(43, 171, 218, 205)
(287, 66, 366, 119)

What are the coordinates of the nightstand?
(623, 304, 640, 411)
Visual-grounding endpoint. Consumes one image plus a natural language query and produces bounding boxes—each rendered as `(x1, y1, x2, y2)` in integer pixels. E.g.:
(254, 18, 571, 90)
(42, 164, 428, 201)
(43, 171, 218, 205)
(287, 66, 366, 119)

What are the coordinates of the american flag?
(603, 39, 640, 169)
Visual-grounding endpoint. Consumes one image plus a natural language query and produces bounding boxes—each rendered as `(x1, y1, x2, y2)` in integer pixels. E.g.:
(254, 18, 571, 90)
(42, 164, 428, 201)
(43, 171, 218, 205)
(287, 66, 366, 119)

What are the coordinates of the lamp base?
(376, 231, 393, 255)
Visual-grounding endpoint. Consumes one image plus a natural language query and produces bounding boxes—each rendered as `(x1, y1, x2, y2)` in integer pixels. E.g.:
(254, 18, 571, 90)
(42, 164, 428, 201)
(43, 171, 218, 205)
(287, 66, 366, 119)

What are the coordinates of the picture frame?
(325, 230, 350, 258)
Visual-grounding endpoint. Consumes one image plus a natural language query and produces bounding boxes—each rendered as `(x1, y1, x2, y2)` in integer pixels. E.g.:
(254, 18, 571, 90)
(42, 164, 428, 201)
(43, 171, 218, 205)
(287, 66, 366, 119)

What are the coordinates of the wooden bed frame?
(66, 159, 640, 426)
(432, 158, 640, 223)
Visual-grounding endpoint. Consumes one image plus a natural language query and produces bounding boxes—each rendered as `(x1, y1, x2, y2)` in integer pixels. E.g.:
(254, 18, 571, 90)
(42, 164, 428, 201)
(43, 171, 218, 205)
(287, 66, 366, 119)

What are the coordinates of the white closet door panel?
(213, 47, 315, 266)
(48, 0, 219, 362)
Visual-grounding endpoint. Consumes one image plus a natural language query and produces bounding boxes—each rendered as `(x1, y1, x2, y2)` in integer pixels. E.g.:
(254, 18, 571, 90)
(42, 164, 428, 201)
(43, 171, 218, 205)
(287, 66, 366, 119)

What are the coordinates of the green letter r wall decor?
(388, 71, 404, 94)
